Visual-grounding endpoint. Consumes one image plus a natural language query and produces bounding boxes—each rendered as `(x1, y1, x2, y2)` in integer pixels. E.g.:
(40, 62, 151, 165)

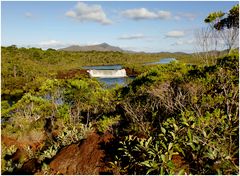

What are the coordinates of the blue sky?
(1, 1, 238, 53)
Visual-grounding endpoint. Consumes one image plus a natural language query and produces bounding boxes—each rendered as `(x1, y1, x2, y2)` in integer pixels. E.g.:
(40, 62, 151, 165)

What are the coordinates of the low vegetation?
(108, 52, 239, 175)
(1, 4, 239, 175)
(2, 51, 238, 174)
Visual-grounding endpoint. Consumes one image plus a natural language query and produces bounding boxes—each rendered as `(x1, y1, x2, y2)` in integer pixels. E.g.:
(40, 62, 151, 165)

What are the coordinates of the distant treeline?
(1, 45, 216, 99)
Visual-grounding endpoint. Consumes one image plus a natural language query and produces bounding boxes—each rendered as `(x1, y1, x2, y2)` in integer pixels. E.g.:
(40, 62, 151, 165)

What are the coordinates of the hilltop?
(59, 43, 125, 52)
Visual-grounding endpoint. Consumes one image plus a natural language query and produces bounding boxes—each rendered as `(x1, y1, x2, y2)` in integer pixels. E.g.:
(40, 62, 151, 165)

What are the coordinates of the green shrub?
(110, 53, 239, 175)
(56, 123, 93, 147)
(1, 144, 19, 173)
(96, 115, 120, 133)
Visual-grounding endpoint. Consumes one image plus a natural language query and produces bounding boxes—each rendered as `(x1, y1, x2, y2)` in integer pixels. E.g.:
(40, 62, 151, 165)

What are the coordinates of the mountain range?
(59, 42, 230, 55)
(59, 43, 126, 52)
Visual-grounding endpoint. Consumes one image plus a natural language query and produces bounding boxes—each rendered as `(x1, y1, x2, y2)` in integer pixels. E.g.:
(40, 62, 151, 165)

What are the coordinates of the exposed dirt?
(2, 135, 45, 157)
(49, 132, 113, 175)
(125, 67, 140, 77)
(2, 135, 45, 174)
(56, 69, 89, 79)
(18, 158, 40, 175)
(2, 128, 46, 148)
(172, 154, 189, 174)
(2, 133, 190, 175)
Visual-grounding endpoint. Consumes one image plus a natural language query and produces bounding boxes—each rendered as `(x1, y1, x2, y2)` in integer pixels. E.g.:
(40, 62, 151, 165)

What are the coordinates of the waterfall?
(87, 69, 127, 78)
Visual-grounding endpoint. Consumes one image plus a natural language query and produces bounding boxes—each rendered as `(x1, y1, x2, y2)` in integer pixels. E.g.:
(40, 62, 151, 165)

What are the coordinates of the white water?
(87, 69, 127, 78)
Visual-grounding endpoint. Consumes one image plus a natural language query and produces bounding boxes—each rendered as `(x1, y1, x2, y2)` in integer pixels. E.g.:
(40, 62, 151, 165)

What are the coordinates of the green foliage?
(64, 78, 116, 121)
(56, 104, 71, 122)
(109, 53, 239, 175)
(204, 11, 225, 23)
(2, 45, 198, 101)
(1, 144, 20, 173)
(1, 39, 239, 175)
(175, 109, 238, 174)
(111, 134, 182, 175)
(96, 115, 120, 133)
(1, 77, 99, 174)
(24, 146, 35, 159)
(56, 124, 93, 147)
(41, 163, 51, 175)
(18, 93, 53, 115)
(119, 62, 190, 96)
(39, 145, 58, 160)
(1, 100, 12, 121)
(203, 5, 239, 54)
(205, 4, 239, 30)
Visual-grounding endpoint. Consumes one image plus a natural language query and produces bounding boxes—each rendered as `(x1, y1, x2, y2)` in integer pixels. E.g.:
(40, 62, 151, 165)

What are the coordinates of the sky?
(1, 1, 238, 53)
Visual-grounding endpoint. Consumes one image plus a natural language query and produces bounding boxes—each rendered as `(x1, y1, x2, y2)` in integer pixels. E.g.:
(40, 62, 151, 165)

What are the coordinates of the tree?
(194, 27, 223, 65)
(204, 4, 239, 53)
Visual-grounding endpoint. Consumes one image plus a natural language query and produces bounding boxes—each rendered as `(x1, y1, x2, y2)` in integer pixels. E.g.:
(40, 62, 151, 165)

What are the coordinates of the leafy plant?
(56, 123, 93, 147)
(41, 163, 51, 175)
(39, 145, 59, 161)
(1, 144, 18, 173)
(96, 115, 120, 133)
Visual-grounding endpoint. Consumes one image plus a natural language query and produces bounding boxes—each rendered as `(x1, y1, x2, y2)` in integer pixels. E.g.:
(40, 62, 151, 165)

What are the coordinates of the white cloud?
(156, 11, 171, 20)
(37, 40, 80, 49)
(175, 12, 197, 21)
(174, 16, 181, 21)
(39, 40, 63, 46)
(118, 33, 146, 40)
(173, 41, 184, 45)
(65, 11, 76, 18)
(165, 30, 185, 38)
(121, 8, 171, 20)
(25, 12, 33, 18)
(33, 40, 106, 49)
(187, 39, 194, 44)
(122, 8, 157, 20)
(65, 2, 112, 25)
(181, 13, 197, 21)
(120, 45, 153, 52)
(85, 42, 101, 46)
(172, 39, 194, 46)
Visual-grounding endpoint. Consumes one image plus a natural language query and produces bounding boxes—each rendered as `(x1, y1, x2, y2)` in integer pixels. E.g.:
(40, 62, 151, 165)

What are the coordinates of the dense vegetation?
(1, 45, 199, 102)
(109, 51, 239, 174)
(1, 4, 239, 175)
(1, 50, 238, 174)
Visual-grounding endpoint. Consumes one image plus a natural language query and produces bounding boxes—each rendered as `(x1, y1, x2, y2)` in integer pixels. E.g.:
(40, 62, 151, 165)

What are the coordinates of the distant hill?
(59, 43, 125, 52)
(173, 52, 191, 55)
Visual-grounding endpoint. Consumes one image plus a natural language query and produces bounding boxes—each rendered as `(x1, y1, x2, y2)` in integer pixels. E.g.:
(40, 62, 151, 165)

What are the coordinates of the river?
(83, 58, 176, 87)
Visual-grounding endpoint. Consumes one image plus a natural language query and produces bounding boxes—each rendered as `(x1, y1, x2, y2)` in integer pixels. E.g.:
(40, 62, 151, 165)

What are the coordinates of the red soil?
(2, 135, 46, 174)
(125, 67, 140, 77)
(2, 133, 189, 175)
(2, 135, 45, 164)
(2, 136, 45, 152)
(172, 154, 189, 174)
(49, 132, 113, 175)
(56, 69, 89, 79)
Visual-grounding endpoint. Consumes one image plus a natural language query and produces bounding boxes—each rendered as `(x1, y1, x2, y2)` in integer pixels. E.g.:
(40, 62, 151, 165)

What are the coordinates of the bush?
(110, 53, 239, 175)
(96, 115, 120, 133)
